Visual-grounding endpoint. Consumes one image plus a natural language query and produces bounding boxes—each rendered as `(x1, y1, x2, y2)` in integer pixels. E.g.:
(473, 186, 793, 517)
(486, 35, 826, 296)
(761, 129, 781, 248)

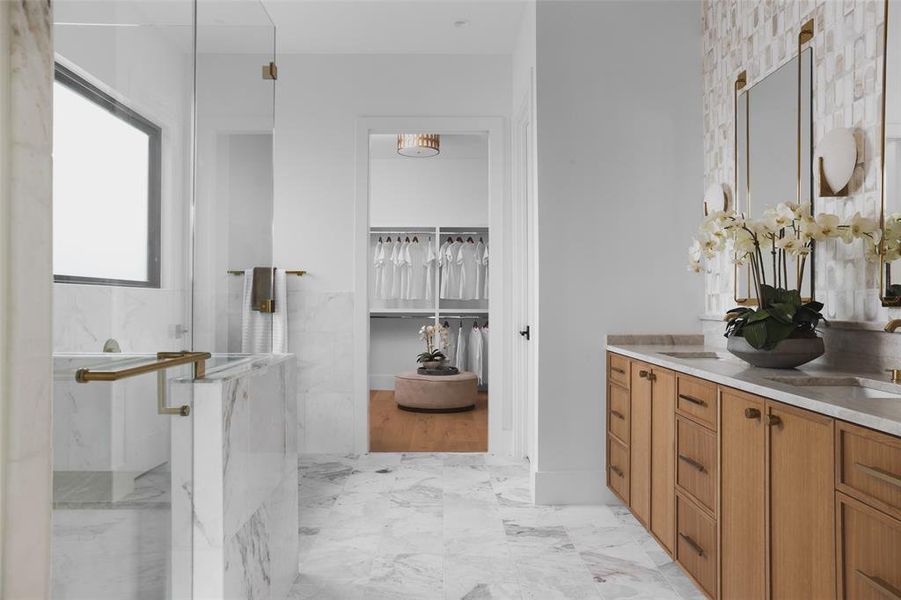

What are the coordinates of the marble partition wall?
(177, 355, 299, 600)
(286, 279, 355, 454)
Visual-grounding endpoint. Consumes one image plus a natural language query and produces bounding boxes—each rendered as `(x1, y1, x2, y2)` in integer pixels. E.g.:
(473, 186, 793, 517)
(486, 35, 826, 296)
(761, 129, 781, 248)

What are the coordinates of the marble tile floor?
(290, 453, 704, 600)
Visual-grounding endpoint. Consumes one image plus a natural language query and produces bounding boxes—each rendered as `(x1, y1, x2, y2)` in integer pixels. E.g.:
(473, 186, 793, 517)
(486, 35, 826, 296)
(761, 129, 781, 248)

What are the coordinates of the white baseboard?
(533, 468, 622, 505)
(368, 375, 395, 391)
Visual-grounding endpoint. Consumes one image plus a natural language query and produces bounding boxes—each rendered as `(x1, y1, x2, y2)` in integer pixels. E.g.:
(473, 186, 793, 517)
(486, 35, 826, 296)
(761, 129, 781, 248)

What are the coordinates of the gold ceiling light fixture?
(397, 133, 440, 158)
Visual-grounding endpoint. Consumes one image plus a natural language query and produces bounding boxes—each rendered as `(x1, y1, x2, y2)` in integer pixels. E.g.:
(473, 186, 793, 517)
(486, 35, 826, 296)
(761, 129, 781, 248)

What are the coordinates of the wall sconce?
(704, 183, 727, 215)
(815, 128, 857, 197)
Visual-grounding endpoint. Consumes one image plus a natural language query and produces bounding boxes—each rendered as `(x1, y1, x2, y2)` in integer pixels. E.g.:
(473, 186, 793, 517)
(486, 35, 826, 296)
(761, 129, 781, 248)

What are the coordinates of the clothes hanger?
(386, 236, 392, 243)
(412, 235, 419, 243)
(378, 236, 383, 243)
(467, 236, 475, 243)
(456, 236, 464, 243)
(447, 236, 454, 243)
(405, 236, 411, 243)
(479, 236, 484, 243)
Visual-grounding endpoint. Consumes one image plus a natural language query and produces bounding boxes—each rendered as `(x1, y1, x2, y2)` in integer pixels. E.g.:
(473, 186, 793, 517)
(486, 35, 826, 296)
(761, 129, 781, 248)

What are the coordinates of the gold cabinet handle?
(610, 409, 625, 420)
(679, 393, 707, 407)
(609, 465, 624, 478)
(638, 369, 657, 381)
(611, 366, 625, 374)
(744, 407, 761, 419)
(678, 532, 705, 557)
(856, 570, 901, 600)
(854, 463, 901, 489)
(678, 454, 707, 473)
(766, 414, 783, 427)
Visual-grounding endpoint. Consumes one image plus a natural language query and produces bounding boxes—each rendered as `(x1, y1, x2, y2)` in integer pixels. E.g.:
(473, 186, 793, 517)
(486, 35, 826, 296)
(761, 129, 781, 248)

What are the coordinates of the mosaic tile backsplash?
(701, 0, 894, 323)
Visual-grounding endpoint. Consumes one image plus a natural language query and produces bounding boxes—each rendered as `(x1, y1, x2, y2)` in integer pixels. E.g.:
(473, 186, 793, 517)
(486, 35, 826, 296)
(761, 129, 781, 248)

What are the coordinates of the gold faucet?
(885, 319, 901, 332)
(888, 369, 901, 384)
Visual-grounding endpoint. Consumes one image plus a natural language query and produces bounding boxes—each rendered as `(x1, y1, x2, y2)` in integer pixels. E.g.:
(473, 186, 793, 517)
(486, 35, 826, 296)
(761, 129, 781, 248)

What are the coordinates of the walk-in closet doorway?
(354, 116, 519, 456)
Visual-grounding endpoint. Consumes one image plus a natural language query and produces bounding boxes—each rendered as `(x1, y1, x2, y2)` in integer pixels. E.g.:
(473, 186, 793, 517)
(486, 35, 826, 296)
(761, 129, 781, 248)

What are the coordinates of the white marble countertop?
(606, 341, 901, 437)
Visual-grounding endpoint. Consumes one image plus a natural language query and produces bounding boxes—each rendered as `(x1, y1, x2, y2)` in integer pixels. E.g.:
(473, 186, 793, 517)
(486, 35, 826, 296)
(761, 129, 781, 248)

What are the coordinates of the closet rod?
(370, 230, 435, 235)
(438, 232, 489, 236)
(227, 270, 306, 276)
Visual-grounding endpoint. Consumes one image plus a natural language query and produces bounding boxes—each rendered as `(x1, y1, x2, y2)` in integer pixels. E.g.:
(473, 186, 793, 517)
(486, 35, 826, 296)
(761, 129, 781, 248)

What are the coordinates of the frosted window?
(53, 66, 160, 286)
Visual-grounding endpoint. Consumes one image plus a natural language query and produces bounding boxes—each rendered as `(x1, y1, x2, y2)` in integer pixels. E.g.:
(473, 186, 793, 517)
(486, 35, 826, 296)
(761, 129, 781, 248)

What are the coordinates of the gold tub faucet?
(885, 319, 901, 332)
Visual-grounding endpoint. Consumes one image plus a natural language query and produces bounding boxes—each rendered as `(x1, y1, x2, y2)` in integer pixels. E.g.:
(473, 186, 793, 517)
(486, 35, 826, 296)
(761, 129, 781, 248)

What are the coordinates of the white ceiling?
(53, 0, 528, 56)
(262, 0, 529, 55)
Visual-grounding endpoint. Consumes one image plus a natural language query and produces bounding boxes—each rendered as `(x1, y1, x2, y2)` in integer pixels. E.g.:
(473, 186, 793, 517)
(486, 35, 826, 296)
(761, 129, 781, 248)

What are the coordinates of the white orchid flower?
(688, 239, 703, 262)
(814, 213, 841, 238)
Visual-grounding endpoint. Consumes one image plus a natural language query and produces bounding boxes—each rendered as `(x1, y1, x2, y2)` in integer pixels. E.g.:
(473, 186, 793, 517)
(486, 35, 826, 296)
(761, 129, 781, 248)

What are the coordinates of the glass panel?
(193, 2, 276, 354)
(52, 0, 196, 597)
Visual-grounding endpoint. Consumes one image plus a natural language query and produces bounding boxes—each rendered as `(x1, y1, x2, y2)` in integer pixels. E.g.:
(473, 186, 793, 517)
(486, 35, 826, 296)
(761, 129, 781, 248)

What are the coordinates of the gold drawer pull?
(679, 532, 705, 557)
(678, 454, 707, 473)
(639, 369, 657, 381)
(610, 410, 625, 420)
(856, 570, 901, 600)
(679, 393, 707, 407)
(854, 463, 901, 489)
(609, 465, 624, 478)
(611, 366, 626, 375)
(766, 414, 783, 427)
(744, 407, 761, 419)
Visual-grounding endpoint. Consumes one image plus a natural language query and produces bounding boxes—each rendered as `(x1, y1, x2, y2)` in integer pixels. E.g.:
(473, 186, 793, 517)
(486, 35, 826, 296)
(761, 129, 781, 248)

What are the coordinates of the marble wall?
(702, 0, 889, 322)
(700, 0, 901, 358)
(184, 355, 299, 600)
(286, 279, 356, 454)
(1, 0, 55, 596)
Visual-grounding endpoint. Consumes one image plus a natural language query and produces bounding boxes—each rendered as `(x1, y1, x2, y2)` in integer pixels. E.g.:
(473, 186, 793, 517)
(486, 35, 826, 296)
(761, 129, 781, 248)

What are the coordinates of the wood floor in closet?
(368, 390, 488, 452)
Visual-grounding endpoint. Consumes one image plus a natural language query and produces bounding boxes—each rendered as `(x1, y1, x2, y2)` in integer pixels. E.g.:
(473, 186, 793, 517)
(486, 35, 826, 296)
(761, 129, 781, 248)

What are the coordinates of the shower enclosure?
(50, 1, 281, 597)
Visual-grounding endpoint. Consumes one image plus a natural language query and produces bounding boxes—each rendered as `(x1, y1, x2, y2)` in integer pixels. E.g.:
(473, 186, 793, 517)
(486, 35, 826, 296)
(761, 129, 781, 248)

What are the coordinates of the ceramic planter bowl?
(726, 335, 824, 369)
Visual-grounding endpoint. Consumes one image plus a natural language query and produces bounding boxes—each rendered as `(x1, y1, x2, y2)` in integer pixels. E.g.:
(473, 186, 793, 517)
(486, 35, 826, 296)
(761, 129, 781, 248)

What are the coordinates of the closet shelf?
(370, 308, 435, 315)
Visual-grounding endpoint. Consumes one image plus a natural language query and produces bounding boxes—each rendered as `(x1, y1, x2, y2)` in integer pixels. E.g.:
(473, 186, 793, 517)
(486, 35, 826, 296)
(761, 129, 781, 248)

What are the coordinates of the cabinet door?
(720, 388, 765, 600)
(836, 492, 901, 600)
(650, 368, 675, 554)
(630, 362, 652, 527)
(768, 401, 835, 600)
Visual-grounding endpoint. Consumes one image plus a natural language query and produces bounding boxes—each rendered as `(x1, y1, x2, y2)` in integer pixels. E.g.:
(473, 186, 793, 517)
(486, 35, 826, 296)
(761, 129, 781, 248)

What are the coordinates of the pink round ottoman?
(394, 371, 478, 412)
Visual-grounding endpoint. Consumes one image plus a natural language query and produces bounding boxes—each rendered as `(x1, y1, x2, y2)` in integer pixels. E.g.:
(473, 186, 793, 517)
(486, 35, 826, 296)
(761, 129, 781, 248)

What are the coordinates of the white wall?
(534, 0, 703, 503)
(273, 54, 511, 453)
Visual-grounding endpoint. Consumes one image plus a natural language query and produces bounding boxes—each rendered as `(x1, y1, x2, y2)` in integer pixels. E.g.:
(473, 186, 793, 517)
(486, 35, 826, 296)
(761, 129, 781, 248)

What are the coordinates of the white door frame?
(511, 76, 539, 462)
(353, 116, 513, 455)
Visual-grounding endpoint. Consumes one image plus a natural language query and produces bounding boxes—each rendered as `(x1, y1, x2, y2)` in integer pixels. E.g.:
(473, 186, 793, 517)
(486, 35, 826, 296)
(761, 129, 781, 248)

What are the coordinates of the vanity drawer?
(607, 435, 630, 504)
(676, 374, 717, 430)
(607, 383, 630, 445)
(676, 492, 717, 598)
(836, 492, 901, 600)
(676, 416, 717, 514)
(608, 353, 630, 389)
(837, 421, 901, 521)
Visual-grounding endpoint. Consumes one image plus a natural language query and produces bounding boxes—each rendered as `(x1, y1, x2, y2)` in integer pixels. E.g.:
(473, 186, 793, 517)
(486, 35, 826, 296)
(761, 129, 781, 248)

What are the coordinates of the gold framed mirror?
(732, 20, 815, 305)
(881, 0, 901, 305)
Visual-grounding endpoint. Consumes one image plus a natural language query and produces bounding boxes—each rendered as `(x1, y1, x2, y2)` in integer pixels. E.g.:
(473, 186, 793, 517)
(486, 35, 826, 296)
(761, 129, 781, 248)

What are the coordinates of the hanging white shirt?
(482, 244, 490, 300)
(404, 241, 431, 300)
(373, 239, 385, 299)
(480, 325, 489, 386)
(444, 322, 456, 367)
(425, 242, 436, 301)
(455, 322, 467, 371)
(468, 325, 484, 384)
(457, 241, 481, 300)
(437, 239, 452, 298)
(472, 240, 486, 300)
(381, 241, 397, 299)
(392, 241, 408, 299)
(441, 240, 463, 299)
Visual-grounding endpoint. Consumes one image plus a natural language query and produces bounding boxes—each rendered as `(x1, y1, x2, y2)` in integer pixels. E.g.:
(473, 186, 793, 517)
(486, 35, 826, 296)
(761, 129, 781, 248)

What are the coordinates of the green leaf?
(802, 301, 824, 313)
(742, 321, 768, 348)
(769, 302, 797, 325)
(763, 319, 796, 349)
(759, 284, 777, 306)
(747, 309, 771, 323)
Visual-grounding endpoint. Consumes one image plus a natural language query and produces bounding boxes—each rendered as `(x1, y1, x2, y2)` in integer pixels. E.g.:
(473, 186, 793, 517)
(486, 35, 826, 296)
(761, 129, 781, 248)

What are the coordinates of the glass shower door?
(51, 1, 197, 598)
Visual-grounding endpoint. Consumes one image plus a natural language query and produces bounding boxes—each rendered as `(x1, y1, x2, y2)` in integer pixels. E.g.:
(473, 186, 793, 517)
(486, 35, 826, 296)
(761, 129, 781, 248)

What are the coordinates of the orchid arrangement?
(689, 202, 881, 349)
(883, 213, 901, 263)
(417, 323, 449, 364)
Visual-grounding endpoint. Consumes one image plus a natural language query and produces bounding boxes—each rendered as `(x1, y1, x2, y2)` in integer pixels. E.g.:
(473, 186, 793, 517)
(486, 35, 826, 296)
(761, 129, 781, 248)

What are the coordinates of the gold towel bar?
(75, 351, 211, 383)
(227, 269, 307, 276)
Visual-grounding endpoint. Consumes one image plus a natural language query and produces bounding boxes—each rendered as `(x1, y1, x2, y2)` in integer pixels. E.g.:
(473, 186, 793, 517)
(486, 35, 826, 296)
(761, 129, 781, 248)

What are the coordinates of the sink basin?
(765, 376, 901, 401)
(658, 351, 724, 360)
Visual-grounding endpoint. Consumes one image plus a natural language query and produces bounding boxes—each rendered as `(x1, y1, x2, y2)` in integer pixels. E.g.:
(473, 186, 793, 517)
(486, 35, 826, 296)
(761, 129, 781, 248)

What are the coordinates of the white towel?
(241, 269, 288, 353)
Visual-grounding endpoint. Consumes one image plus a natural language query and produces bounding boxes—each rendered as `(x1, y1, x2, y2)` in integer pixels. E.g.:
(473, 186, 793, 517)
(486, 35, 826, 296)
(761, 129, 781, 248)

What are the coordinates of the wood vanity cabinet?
(605, 356, 674, 553)
(605, 351, 901, 600)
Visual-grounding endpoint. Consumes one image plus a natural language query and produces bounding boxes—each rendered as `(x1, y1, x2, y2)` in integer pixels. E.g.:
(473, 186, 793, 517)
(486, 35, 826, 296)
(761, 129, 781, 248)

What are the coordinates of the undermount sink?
(765, 376, 901, 401)
(658, 351, 726, 360)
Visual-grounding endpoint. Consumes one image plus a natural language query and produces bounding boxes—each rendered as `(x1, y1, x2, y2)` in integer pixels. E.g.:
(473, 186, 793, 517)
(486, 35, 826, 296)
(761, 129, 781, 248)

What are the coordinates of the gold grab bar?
(227, 270, 306, 276)
(75, 351, 211, 383)
(75, 351, 210, 417)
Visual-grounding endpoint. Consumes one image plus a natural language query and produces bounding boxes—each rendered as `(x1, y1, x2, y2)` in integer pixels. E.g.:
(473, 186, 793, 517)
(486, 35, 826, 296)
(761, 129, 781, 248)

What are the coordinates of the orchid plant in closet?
(417, 323, 449, 368)
(688, 202, 880, 367)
